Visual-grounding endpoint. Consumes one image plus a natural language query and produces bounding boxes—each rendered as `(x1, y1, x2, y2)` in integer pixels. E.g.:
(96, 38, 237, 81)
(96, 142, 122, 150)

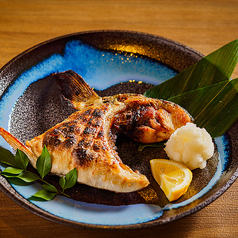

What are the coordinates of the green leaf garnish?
(17, 171, 39, 183)
(15, 149, 29, 170)
(7, 177, 31, 186)
(144, 39, 238, 138)
(59, 176, 66, 190)
(62, 168, 77, 191)
(29, 190, 57, 201)
(1, 169, 40, 182)
(1, 167, 23, 175)
(0, 146, 74, 201)
(170, 79, 238, 137)
(0, 146, 18, 167)
(41, 184, 58, 193)
(36, 145, 52, 179)
(145, 39, 238, 99)
(138, 142, 165, 151)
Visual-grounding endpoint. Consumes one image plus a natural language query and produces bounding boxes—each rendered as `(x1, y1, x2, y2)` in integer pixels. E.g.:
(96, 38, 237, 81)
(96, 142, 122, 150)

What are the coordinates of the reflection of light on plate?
(64, 40, 177, 89)
(0, 39, 231, 226)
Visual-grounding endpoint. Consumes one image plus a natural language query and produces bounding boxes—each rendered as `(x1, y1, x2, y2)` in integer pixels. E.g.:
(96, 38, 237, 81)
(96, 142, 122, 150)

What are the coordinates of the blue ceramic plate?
(0, 30, 238, 229)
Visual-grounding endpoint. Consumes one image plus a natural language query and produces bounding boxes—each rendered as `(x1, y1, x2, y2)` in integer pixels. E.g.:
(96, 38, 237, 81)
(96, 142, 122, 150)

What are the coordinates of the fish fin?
(0, 127, 37, 164)
(53, 70, 100, 107)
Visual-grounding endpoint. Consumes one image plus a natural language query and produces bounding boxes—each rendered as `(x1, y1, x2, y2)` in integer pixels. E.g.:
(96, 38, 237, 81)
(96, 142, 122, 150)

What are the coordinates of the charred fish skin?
(0, 70, 192, 193)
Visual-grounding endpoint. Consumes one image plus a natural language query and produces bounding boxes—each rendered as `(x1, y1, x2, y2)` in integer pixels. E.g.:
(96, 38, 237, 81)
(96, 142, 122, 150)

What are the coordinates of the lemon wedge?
(150, 159, 193, 202)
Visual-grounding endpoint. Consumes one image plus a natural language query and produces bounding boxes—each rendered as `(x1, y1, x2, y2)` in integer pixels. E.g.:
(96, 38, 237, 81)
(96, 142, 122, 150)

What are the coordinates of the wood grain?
(0, 0, 238, 237)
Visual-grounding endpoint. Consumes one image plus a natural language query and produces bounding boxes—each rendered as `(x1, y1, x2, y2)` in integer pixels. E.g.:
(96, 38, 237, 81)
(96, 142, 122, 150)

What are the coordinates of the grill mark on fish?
(93, 142, 101, 151)
(92, 108, 104, 117)
(88, 117, 102, 127)
(97, 130, 104, 138)
(83, 127, 95, 135)
(64, 136, 77, 148)
(73, 147, 94, 167)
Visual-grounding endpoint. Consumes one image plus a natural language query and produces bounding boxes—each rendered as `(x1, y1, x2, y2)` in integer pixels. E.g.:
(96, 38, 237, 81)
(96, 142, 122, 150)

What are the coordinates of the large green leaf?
(144, 39, 238, 138)
(145, 39, 238, 100)
(169, 78, 238, 137)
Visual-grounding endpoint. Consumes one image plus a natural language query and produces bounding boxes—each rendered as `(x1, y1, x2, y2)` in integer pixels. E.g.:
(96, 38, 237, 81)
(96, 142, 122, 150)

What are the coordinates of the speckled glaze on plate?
(0, 30, 238, 229)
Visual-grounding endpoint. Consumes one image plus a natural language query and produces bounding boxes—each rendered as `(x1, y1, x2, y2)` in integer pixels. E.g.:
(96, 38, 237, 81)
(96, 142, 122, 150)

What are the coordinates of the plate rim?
(0, 30, 237, 230)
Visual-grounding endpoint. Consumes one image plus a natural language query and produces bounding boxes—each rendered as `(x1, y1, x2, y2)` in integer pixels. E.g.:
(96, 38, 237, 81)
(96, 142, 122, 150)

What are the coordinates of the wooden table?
(0, 0, 238, 237)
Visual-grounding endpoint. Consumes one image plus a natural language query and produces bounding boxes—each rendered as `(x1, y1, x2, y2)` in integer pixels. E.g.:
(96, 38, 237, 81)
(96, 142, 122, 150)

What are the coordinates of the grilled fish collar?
(0, 70, 192, 193)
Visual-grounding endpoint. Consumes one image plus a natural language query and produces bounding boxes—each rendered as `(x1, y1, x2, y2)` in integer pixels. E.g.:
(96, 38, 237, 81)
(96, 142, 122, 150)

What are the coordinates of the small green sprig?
(138, 142, 165, 151)
(0, 146, 77, 201)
